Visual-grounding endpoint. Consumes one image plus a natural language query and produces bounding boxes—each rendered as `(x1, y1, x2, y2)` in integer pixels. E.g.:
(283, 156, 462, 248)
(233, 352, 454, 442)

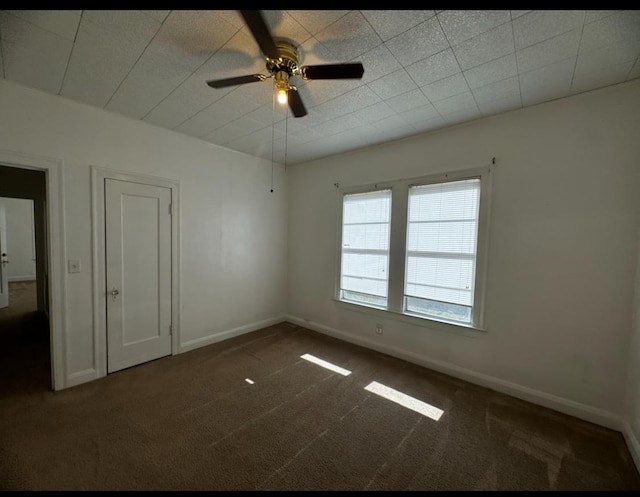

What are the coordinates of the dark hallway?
(0, 281, 50, 396)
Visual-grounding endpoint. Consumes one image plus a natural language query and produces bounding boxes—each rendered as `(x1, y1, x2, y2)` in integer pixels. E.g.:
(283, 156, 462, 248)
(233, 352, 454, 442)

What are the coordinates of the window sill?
(333, 298, 487, 338)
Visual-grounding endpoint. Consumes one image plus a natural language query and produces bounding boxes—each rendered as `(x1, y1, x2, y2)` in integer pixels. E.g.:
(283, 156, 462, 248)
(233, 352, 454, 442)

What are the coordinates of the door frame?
(91, 166, 180, 378)
(0, 149, 66, 391)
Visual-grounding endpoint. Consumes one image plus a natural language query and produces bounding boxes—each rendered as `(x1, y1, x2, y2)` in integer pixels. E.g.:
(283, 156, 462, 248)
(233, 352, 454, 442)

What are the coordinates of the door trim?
(91, 166, 180, 378)
(0, 149, 66, 391)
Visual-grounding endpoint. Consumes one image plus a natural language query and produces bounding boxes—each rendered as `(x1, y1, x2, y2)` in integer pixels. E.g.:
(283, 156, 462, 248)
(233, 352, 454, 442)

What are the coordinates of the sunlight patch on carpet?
(365, 381, 444, 420)
(300, 353, 352, 376)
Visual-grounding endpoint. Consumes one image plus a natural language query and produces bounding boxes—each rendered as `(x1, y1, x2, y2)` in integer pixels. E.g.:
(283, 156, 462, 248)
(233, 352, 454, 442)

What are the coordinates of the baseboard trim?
(285, 314, 623, 432)
(622, 421, 640, 472)
(180, 315, 287, 353)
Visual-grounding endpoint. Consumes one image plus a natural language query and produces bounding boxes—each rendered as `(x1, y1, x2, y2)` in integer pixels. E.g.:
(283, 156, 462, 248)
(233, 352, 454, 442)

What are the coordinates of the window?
(339, 189, 392, 307)
(336, 167, 491, 330)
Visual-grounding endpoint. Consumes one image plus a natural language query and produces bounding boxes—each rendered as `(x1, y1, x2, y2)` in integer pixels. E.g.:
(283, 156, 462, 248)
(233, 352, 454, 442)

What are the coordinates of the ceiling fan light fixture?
(277, 88, 288, 105)
(274, 70, 290, 105)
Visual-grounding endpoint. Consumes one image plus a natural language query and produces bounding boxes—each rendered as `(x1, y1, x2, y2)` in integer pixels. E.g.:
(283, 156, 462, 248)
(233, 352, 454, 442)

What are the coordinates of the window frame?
(335, 165, 492, 332)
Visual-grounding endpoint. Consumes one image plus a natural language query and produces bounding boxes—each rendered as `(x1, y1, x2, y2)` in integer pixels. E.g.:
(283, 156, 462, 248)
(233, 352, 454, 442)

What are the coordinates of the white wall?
(0, 79, 288, 387)
(287, 79, 640, 429)
(626, 230, 640, 468)
(0, 197, 36, 281)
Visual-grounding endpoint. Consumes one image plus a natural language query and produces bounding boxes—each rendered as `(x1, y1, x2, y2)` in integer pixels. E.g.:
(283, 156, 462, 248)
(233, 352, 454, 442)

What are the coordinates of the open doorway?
(0, 165, 50, 393)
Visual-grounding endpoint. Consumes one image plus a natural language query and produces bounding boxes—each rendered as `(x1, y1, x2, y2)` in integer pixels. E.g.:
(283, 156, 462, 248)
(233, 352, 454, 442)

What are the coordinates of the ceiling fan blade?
(240, 10, 281, 61)
(300, 63, 364, 80)
(287, 87, 307, 118)
(206, 74, 267, 89)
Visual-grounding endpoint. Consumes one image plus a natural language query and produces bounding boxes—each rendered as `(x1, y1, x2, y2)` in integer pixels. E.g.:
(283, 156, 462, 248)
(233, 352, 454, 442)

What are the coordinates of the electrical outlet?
(375, 323, 383, 335)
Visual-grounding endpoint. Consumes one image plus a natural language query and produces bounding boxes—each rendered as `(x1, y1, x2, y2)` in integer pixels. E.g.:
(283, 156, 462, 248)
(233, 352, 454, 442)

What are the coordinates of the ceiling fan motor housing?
(266, 41, 300, 79)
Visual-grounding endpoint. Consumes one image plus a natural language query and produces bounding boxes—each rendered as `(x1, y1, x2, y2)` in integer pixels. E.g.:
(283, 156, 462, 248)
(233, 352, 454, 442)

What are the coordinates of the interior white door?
(105, 178, 172, 373)
(0, 204, 9, 309)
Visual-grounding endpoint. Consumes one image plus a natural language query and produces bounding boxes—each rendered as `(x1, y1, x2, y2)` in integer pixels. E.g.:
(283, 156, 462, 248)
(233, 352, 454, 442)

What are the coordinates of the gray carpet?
(1, 281, 639, 490)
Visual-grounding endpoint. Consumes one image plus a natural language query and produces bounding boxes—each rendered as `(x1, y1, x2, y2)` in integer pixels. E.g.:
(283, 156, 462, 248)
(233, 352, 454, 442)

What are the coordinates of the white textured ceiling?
(1, 9, 639, 166)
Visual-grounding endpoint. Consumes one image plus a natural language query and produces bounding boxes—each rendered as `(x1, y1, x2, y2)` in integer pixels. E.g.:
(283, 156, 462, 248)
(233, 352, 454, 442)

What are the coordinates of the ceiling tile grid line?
(567, 11, 587, 96)
(1, 9, 639, 166)
(56, 10, 83, 95)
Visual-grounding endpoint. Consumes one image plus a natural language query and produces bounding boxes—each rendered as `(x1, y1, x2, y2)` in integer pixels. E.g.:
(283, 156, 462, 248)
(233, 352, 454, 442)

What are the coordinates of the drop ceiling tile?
(226, 127, 273, 152)
(513, 10, 585, 50)
(574, 39, 640, 77)
(288, 123, 324, 143)
(141, 10, 171, 23)
(442, 106, 482, 125)
(362, 10, 436, 41)
(477, 93, 522, 116)
(200, 121, 245, 145)
(438, 10, 511, 45)
(6, 10, 81, 41)
(60, 17, 152, 107)
(432, 91, 478, 115)
(314, 10, 381, 61)
(0, 13, 73, 94)
(348, 100, 396, 125)
(579, 10, 640, 52)
(244, 103, 288, 127)
(411, 115, 447, 133)
(197, 28, 266, 82)
(511, 11, 532, 20)
(472, 75, 520, 104)
(143, 74, 224, 129)
(106, 51, 195, 119)
(315, 85, 382, 119)
(82, 10, 161, 47)
(386, 88, 431, 113)
(372, 114, 412, 133)
(312, 116, 352, 138)
(368, 68, 418, 100)
(584, 10, 620, 23)
(260, 10, 313, 47)
(0, 11, 73, 54)
(385, 16, 449, 66)
(421, 72, 470, 102)
(452, 22, 514, 71)
(299, 77, 363, 109)
(1, 39, 70, 94)
(226, 115, 266, 135)
(150, 10, 239, 71)
(570, 60, 635, 94)
(286, 10, 350, 35)
(406, 48, 461, 87)
(356, 44, 403, 84)
(516, 28, 581, 74)
(519, 57, 576, 105)
(399, 102, 440, 124)
(464, 53, 517, 89)
(175, 96, 249, 138)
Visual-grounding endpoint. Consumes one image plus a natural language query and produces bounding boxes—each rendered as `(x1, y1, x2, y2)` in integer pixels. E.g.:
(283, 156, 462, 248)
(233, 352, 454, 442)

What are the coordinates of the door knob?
(111, 288, 120, 301)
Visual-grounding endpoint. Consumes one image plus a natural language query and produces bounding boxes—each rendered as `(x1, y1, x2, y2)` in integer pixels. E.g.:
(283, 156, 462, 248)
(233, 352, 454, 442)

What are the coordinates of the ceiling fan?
(205, 10, 365, 118)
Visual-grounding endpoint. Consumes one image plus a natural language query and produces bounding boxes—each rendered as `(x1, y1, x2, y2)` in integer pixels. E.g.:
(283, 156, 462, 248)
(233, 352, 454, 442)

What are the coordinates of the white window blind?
(340, 189, 392, 307)
(405, 179, 480, 324)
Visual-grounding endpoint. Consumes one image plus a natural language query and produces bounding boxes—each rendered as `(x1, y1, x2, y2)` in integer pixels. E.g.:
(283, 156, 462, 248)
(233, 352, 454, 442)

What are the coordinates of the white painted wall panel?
(0, 78, 287, 382)
(287, 79, 640, 421)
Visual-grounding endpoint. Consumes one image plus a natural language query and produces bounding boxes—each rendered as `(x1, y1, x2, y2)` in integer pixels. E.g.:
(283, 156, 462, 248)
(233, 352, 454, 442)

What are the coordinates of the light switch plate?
(68, 259, 81, 273)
